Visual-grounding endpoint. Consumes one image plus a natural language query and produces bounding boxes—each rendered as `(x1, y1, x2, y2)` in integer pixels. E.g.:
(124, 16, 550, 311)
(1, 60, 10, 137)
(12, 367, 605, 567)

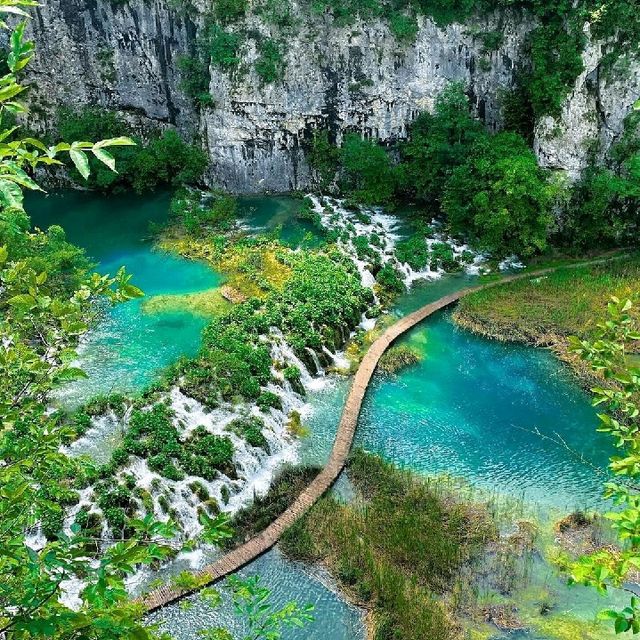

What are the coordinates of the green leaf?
(92, 147, 116, 172)
(94, 136, 136, 148)
(69, 149, 90, 180)
(0, 178, 24, 208)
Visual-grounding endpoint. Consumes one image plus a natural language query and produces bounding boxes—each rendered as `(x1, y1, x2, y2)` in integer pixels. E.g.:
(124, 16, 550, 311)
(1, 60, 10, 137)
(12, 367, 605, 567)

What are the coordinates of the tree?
(568, 298, 640, 634)
(0, 3, 312, 638)
(442, 131, 553, 258)
(401, 83, 483, 207)
(339, 133, 398, 205)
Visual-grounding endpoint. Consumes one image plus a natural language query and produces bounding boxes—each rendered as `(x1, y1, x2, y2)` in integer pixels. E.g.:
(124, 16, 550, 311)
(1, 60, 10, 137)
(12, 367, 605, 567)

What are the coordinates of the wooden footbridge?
(140, 258, 621, 612)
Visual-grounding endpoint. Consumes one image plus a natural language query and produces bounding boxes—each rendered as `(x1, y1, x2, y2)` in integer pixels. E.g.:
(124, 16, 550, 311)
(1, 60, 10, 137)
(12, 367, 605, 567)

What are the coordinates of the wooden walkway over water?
(140, 260, 616, 612)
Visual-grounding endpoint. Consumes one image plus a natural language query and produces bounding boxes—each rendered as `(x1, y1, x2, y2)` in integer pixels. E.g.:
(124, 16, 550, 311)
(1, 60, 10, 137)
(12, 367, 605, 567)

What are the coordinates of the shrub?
(376, 263, 405, 298)
(254, 38, 285, 84)
(208, 26, 242, 70)
(443, 132, 552, 258)
(57, 107, 206, 192)
(177, 55, 213, 106)
(395, 235, 429, 270)
(228, 416, 269, 450)
(340, 134, 398, 205)
(213, 0, 249, 24)
(378, 344, 421, 374)
(180, 426, 235, 480)
(256, 391, 282, 412)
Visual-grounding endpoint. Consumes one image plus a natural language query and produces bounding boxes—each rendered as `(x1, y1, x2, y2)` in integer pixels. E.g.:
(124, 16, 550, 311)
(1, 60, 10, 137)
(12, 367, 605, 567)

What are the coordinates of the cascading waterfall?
(306, 195, 492, 290)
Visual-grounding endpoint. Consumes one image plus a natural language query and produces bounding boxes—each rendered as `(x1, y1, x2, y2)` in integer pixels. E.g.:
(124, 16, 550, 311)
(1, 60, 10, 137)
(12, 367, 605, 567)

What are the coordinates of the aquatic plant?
(377, 344, 421, 374)
(282, 450, 497, 640)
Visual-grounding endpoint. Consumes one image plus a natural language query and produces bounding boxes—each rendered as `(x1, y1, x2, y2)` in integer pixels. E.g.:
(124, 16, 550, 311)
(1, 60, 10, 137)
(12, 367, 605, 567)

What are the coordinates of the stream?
(30, 191, 618, 640)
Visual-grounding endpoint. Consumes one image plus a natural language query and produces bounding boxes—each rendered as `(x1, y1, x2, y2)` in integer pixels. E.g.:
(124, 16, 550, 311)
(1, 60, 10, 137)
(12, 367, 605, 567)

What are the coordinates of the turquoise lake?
(29, 192, 615, 639)
(28, 190, 222, 405)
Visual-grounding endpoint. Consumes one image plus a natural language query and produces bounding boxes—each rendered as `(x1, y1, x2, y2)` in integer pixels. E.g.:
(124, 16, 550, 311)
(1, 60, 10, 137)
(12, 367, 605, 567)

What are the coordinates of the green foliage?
(401, 83, 483, 208)
(228, 415, 270, 449)
(213, 0, 249, 24)
(58, 107, 207, 192)
(170, 188, 238, 235)
(207, 24, 242, 70)
(254, 38, 285, 83)
(395, 235, 429, 270)
(283, 450, 496, 640)
(567, 298, 640, 634)
(526, 19, 585, 119)
(560, 114, 640, 250)
(454, 256, 640, 347)
(388, 11, 418, 42)
(375, 262, 405, 302)
(443, 131, 552, 258)
(340, 133, 398, 205)
(377, 343, 421, 374)
(222, 576, 314, 639)
(120, 404, 235, 481)
(177, 54, 214, 106)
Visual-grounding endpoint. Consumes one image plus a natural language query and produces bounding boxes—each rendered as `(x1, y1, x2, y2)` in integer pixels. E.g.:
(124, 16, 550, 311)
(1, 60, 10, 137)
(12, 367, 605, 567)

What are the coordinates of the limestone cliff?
(26, 0, 640, 192)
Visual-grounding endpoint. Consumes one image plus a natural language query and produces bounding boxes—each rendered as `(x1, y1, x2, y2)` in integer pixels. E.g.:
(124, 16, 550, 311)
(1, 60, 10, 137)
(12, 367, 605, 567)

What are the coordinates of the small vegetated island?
(2, 0, 640, 639)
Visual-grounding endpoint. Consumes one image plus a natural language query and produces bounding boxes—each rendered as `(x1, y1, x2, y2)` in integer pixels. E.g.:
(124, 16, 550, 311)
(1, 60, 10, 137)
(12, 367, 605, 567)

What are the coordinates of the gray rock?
(25, 1, 640, 192)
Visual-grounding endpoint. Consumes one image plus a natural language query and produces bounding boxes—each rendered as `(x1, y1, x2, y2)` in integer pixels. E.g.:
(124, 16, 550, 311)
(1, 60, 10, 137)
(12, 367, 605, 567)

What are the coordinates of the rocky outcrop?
(28, 0, 198, 134)
(534, 25, 640, 178)
(26, 0, 640, 192)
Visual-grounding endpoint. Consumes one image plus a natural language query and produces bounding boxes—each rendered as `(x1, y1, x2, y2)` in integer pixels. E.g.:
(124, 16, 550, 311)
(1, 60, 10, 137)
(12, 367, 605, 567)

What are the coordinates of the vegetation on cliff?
(57, 107, 207, 193)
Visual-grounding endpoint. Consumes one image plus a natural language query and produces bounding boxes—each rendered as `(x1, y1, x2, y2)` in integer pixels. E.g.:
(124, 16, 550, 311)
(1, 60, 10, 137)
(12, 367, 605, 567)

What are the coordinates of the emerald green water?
(27, 190, 222, 405)
(29, 192, 616, 638)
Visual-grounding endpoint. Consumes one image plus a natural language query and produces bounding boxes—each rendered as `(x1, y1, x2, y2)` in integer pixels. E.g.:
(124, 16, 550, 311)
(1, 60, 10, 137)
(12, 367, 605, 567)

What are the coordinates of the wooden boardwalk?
(140, 260, 617, 612)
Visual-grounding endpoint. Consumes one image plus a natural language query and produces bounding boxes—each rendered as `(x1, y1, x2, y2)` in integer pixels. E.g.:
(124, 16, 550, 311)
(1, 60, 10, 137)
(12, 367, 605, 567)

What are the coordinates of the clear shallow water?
(238, 195, 324, 248)
(357, 309, 610, 512)
(27, 190, 222, 405)
(147, 548, 366, 640)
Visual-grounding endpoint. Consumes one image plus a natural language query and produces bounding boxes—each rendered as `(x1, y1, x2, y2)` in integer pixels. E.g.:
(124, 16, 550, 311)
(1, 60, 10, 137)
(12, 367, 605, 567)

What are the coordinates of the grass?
(223, 465, 320, 548)
(377, 343, 421, 374)
(454, 254, 640, 348)
(281, 450, 497, 640)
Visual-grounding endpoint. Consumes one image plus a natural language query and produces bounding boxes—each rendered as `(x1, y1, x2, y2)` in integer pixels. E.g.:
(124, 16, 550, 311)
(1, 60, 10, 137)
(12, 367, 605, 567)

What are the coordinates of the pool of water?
(238, 195, 324, 248)
(27, 190, 222, 405)
(356, 309, 610, 512)
(147, 548, 366, 640)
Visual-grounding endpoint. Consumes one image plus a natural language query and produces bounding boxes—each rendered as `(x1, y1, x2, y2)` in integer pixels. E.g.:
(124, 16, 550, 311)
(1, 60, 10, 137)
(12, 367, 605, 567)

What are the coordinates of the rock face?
(26, 0, 640, 192)
(534, 28, 640, 178)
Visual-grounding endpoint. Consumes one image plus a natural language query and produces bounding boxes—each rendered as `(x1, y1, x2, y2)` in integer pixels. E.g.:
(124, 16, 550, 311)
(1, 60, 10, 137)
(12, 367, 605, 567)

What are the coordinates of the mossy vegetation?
(282, 451, 497, 640)
(142, 287, 231, 317)
(454, 255, 640, 349)
(377, 343, 421, 374)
